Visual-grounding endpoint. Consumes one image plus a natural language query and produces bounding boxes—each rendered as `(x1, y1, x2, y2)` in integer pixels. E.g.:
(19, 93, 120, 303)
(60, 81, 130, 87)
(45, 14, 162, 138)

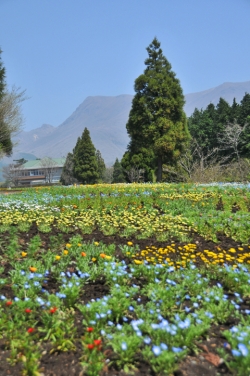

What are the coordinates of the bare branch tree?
(40, 157, 57, 183)
(178, 139, 230, 183)
(0, 86, 26, 158)
(217, 121, 246, 178)
(2, 163, 23, 187)
(126, 166, 145, 183)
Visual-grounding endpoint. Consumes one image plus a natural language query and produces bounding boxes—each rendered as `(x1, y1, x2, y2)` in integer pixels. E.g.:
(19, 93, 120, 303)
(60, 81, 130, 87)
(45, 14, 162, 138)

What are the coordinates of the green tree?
(112, 158, 125, 183)
(60, 152, 78, 185)
(95, 149, 106, 182)
(73, 128, 99, 184)
(122, 38, 189, 181)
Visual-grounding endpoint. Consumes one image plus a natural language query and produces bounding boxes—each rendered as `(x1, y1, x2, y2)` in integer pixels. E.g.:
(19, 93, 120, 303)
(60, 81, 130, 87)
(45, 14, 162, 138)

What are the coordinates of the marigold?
(81, 252, 87, 257)
(29, 266, 37, 273)
(21, 252, 27, 257)
(100, 253, 106, 258)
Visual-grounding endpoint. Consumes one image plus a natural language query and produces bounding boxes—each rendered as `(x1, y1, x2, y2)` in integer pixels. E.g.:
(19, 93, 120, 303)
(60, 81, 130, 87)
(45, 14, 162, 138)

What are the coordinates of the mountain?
(12, 81, 250, 164)
(14, 95, 133, 165)
(184, 81, 250, 116)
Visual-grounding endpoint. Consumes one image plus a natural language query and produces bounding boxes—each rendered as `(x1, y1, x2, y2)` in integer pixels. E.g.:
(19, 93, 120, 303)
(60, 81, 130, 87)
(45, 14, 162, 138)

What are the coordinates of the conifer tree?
(112, 158, 125, 183)
(122, 38, 190, 181)
(73, 127, 99, 184)
(95, 149, 106, 182)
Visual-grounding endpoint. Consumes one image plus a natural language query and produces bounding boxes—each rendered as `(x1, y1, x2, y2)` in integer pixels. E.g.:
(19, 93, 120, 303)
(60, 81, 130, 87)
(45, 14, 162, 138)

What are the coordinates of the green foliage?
(95, 149, 106, 182)
(188, 93, 250, 164)
(122, 38, 190, 182)
(60, 152, 78, 185)
(72, 128, 99, 184)
(112, 158, 125, 183)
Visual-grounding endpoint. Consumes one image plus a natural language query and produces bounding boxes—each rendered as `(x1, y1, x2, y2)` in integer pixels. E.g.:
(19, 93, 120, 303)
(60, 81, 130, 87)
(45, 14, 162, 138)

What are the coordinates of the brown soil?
(0, 225, 244, 375)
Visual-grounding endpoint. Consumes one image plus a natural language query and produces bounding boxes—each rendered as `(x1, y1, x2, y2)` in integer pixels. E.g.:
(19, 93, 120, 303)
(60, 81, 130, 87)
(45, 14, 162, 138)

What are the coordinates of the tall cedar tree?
(112, 158, 125, 183)
(122, 38, 189, 181)
(0, 49, 12, 156)
(73, 128, 99, 184)
(95, 149, 106, 182)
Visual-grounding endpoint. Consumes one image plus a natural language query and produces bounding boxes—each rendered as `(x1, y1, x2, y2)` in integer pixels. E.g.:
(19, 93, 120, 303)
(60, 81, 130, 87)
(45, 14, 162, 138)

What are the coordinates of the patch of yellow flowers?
(130, 243, 250, 269)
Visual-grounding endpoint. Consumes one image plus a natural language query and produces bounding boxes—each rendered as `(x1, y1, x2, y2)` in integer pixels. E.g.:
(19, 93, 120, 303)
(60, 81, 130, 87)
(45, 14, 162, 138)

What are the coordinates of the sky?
(0, 0, 250, 131)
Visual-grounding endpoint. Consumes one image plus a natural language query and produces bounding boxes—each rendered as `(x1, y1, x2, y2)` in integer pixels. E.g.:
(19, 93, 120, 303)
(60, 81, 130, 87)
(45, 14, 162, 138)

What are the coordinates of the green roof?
(21, 158, 65, 169)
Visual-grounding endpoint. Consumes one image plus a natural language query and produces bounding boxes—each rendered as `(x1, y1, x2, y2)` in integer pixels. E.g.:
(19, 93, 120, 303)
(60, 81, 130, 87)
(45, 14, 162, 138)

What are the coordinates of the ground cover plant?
(1, 183, 250, 375)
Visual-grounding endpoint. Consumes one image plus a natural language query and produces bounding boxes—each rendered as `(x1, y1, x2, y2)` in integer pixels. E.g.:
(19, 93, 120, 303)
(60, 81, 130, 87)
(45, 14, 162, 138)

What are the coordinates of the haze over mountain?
(12, 81, 250, 165)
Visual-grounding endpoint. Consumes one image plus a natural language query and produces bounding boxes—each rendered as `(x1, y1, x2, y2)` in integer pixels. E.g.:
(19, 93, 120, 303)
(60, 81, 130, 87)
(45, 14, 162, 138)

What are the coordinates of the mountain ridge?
(11, 80, 250, 165)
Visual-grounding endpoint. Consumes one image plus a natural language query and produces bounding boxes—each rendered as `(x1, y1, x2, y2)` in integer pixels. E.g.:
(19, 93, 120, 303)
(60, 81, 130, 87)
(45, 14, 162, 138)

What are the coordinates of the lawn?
(0, 183, 250, 376)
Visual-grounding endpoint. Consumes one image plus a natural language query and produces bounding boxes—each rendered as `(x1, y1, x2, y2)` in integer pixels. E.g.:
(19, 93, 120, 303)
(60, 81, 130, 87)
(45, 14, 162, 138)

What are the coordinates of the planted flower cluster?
(0, 183, 250, 375)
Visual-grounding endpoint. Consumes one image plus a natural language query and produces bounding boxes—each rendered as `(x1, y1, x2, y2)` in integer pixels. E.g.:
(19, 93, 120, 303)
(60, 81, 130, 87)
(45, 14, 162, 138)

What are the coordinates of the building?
(14, 158, 66, 186)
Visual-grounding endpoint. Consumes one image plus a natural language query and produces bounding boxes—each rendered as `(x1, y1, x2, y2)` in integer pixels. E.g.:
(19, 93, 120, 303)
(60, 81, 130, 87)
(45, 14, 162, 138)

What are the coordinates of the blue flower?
(144, 337, 151, 344)
(238, 343, 249, 356)
(152, 345, 161, 356)
(160, 343, 168, 350)
(232, 349, 241, 357)
(172, 346, 183, 353)
(121, 342, 127, 351)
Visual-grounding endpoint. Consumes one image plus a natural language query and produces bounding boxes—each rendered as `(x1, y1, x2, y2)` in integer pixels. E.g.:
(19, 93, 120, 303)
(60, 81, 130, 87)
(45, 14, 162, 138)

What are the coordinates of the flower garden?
(1, 183, 250, 375)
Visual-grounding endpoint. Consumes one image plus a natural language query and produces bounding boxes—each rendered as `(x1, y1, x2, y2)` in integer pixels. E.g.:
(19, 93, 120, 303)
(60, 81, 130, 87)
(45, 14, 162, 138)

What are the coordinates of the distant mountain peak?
(13, 82, 250, 163)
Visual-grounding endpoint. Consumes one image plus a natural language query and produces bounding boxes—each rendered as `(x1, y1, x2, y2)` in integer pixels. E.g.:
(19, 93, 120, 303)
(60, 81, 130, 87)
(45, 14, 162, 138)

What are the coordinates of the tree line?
(1, 39, 250, 184)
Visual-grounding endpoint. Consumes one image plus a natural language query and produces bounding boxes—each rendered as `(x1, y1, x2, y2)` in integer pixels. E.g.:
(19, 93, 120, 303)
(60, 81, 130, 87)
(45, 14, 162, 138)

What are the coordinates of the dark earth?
(0, 222, 245, 376)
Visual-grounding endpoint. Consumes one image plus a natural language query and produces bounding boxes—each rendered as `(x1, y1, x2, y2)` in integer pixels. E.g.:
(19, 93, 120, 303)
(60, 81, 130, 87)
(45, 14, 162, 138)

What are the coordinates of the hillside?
(11, 80, 250, 165)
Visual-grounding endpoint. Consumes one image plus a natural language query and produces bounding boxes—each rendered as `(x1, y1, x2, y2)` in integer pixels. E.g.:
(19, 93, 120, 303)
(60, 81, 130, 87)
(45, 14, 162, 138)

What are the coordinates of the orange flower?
(81, 252, 87, 257)
(100, 253, 106, 258)
(29, 266, 37, 273)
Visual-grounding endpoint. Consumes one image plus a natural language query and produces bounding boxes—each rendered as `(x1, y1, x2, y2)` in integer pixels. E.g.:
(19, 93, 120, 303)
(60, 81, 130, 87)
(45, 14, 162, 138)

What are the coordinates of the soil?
(0, 224, 246, 375)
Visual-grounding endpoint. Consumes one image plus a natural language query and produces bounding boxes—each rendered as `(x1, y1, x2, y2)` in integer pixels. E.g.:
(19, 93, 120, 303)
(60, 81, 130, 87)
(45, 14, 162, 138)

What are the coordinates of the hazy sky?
(0, 0, 249, 131)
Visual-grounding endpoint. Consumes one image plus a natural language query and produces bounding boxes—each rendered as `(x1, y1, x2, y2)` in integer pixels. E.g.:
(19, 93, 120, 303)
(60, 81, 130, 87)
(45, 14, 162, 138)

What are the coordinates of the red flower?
(49, 307, 57, 314)
(25, 308, 32, 313)
(5, 301, 12, 306)
(87, 327, 94, 332)
(27, 327, 35, 333)
(94, 339, 101, 346)
(87, 344, 95, 350)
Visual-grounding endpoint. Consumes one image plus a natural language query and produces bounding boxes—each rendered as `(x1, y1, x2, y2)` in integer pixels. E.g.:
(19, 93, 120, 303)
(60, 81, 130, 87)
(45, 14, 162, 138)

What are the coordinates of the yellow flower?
(66, 243, 71, 248)
(134, 259, 143, 265)
(55, 255, 61, 260)
(94, 242, 99, 246)
(105, 255, 112, 260)
(127, 241, 133, 246)
(77, 243, 82, 247)
(92, 257, 97, 262)
(29, 266, 37, 273)
(21, 252, 27, 257)
(63, 250, 68, 255)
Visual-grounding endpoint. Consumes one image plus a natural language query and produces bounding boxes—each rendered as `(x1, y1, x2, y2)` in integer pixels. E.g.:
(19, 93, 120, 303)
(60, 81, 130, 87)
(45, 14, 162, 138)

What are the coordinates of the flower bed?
(0, 183, 250, 375)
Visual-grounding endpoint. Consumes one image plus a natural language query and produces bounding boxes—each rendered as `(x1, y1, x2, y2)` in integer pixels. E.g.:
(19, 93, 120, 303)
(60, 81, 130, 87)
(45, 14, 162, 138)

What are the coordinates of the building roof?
(21, 158, 66, 170)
